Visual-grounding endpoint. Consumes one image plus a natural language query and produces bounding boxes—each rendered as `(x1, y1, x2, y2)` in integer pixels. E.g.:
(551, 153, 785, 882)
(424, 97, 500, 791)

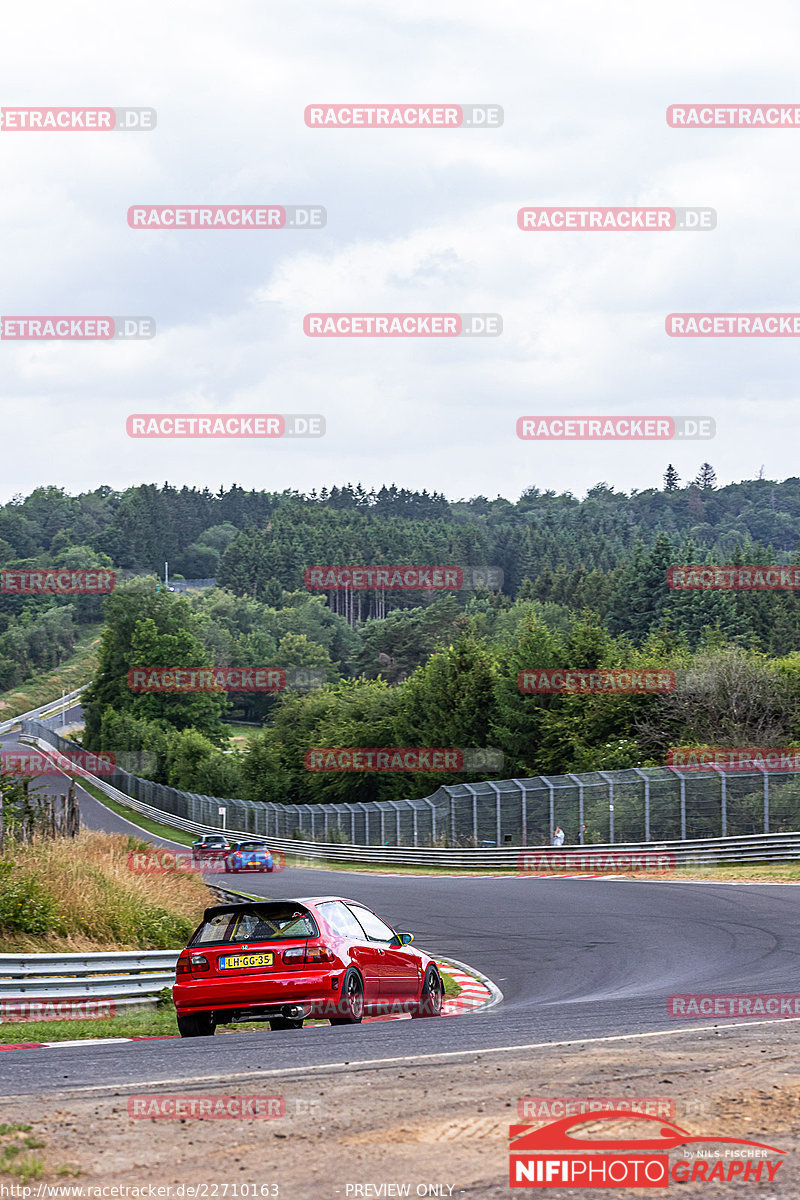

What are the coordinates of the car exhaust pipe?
(284, 1005, 305, 1019)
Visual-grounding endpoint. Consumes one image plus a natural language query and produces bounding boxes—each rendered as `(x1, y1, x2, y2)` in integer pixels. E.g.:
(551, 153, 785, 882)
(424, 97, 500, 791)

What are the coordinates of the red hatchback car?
(173, 897, 444, 1036)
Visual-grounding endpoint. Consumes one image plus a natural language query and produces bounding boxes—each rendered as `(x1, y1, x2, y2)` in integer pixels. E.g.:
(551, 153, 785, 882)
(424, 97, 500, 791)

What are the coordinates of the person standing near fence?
(552, 825, 565, 847)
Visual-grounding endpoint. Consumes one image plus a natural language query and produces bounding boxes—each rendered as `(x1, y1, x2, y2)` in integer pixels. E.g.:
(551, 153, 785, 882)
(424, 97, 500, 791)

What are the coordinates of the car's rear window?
(236, 842, 267, 851)
(189, 906, 318, 946)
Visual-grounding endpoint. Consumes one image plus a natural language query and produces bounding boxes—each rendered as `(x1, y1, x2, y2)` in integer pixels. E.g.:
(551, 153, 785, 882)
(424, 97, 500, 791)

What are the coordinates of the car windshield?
(189, 905, 318, 946)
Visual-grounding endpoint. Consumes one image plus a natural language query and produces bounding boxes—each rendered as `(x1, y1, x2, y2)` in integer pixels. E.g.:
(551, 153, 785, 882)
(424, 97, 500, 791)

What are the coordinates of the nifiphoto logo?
(518, 206, 715, 231)
(0, 106, 156, 130)
(509, 1111, 785, 1188)
(304, 103, 503, 128)
(303, 313, 501, 337)
(127, 205, 326, 229)
(2, 317, 155, 339)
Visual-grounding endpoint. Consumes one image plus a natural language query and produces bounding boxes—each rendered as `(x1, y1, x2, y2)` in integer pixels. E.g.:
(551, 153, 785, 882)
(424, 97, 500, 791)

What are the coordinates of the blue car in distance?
(226, 840, 274, 873)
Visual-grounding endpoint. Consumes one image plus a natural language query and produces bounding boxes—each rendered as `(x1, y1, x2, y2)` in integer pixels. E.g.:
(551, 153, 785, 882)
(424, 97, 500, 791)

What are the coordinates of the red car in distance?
(173, 898, 444, 1036)
(191, 834, 231, 861)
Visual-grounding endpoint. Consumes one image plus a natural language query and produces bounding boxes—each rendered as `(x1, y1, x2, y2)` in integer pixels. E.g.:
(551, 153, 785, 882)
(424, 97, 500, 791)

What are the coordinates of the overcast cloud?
(2, 0, 799, 503)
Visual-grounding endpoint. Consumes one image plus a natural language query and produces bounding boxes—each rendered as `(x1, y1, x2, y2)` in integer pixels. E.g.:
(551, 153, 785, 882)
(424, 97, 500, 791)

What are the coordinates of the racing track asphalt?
(1, 723, 799, 1096)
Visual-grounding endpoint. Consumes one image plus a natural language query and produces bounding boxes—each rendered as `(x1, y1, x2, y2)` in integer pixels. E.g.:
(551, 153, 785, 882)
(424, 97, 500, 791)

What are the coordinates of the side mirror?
(398, 932, 414, 945)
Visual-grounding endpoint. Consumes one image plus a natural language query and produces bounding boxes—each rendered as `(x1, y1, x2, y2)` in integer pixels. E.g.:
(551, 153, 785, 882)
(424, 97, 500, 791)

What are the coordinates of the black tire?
(411, 967, 443, 1018)
(177, 1011, 216, 1037)
(329, 968, 364, 1024)
(269, 1016, 304, 1030)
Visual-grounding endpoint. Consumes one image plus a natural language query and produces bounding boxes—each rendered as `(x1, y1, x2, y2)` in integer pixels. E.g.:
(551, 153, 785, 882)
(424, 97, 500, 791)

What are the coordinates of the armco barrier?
(0, 885, 256, 1012)
(0, 686, 89, 737)
(16, 733, 800, 868)
(0, 950, 178, 1011)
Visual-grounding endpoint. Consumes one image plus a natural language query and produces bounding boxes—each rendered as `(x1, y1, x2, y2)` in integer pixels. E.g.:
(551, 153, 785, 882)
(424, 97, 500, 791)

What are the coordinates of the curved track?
(2, 723, 798, 1096)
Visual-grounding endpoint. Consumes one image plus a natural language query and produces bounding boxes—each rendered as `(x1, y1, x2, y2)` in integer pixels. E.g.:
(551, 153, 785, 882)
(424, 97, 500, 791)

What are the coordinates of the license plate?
(219, 952, 274, 969)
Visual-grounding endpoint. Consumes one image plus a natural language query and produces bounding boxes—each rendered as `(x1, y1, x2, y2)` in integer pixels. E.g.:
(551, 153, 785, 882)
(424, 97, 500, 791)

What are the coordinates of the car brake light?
(175, 957, 190, 975)
(187, 954, 210, 973)
(305, 945, 335, 963)
(282, 947, 305, 964)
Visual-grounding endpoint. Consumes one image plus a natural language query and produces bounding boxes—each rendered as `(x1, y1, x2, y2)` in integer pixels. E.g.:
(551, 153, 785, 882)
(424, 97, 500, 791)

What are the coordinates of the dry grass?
(0, 831, 213, 951)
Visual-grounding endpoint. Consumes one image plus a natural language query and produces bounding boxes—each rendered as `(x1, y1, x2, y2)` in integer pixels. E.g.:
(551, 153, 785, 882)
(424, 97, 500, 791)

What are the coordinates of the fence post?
(513, 780, 527, 846)
(487, 781, 501, 845)
(451, 790, 456, 846)
(422, 797, 436, 845)
(631, 768, 650, 842)
(542, 777, 555, 844)
(763, 767, 770, 834)
(680, 775, 686, 840)
(710, 765, 727, 837)
(598, 771, 615, 844)
(567, 775, 585, 845)
(462, 783, 478, 843)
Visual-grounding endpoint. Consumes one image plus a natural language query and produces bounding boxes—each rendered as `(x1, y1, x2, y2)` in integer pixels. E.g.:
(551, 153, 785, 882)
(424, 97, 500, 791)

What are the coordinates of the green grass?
(77, 778, 196, 845)
(441, 970, 461, 998)
(0, 1122, 44, 1181)
(0, 624, 102, 720)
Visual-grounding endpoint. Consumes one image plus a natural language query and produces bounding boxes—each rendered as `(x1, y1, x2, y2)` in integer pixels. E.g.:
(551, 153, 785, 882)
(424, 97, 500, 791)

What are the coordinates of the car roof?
(200, 896, 364, 920)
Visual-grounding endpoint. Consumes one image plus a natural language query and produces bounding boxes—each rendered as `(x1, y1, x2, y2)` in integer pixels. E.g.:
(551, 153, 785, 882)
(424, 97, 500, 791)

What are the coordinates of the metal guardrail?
(0, 686, 89, 737)
(20, 734, 800, 868)
(0, 950, 178, 1009)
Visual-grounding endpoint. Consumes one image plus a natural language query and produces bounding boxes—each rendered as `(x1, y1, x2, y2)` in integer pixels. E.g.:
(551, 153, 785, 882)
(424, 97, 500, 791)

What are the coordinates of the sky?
(2, 0, 799, 505)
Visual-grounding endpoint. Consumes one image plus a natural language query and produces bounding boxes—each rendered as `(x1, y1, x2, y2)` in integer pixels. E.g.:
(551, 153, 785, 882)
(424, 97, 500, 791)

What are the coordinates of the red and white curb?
(0, 958, 501, 1047)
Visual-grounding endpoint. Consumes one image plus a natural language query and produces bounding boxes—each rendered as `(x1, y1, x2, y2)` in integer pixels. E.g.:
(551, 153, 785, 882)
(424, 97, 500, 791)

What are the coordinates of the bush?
(0, 862, 64, 934)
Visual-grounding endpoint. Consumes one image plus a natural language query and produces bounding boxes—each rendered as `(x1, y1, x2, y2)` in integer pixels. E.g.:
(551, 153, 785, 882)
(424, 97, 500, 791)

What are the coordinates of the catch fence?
(19, 722, 797, 848)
